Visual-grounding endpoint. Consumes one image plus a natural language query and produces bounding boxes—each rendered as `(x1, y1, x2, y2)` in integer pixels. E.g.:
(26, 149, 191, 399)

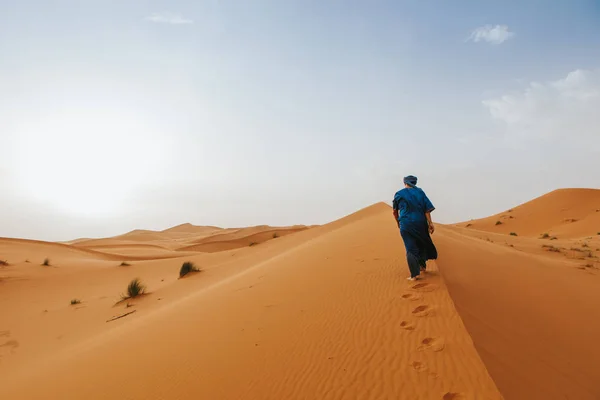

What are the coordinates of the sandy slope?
(458, 188, 600, 238)
(2, 188, 598, 399)
(72, 224, 309, 252)
(0, 204, 501, 400)
(435, 226, 600, 400)
(178, 227, 310, 252)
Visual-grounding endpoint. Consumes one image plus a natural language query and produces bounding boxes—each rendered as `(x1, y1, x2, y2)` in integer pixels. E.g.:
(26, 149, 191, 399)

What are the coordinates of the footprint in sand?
(401, 293, 422, 301)
(412, 305, 432, 317)
(419, 337, 445, 352)
(411, 282, 438, 292)
(411, 361, 439, 379)
(400, 321, 415, 331)
(0, 339, 19, 357)
(410, 361, 428, 372)
(443, 393, 466, 400)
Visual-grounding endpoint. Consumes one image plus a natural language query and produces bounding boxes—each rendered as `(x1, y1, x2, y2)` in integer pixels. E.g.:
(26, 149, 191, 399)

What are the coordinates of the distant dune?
(458, 188, 600, 238)
(1, 188, 599, 399)
(178, 226, 310, 252)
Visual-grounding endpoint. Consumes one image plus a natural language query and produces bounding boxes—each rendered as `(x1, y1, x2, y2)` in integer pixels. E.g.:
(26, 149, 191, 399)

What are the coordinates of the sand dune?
(459, 188, 600, 238)
(1, 188, 599, 399)
(0, 237, 198, 263)
(0, 237, 132, 261)
(161, 222, 224, 234)
(73, 224, 309, 253)
(178, 227, 309, 252)
(436, 226, 600, 400)
(0, 203, 501, 399)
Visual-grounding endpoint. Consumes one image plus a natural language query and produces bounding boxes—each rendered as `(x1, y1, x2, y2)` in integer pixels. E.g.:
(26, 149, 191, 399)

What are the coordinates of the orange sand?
(1, 188, 599, 399)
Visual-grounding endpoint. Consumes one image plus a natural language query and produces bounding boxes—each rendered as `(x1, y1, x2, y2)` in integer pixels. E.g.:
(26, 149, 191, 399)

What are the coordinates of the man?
(392, 175, 438, 280)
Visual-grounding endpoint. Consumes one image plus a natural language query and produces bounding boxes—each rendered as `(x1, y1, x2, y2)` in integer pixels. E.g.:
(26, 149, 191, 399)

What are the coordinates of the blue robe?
(393, 186, 438, 277)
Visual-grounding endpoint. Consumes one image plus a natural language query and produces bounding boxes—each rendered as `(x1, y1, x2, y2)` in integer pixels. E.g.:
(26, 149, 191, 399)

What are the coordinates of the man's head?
(403, 175, 417, 188)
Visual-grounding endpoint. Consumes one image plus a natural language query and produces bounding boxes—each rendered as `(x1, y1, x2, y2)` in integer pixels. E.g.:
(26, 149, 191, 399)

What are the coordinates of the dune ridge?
(1, 188, 599, 399)
(458, 188, 600, 238)
(0, 202, 502, 399)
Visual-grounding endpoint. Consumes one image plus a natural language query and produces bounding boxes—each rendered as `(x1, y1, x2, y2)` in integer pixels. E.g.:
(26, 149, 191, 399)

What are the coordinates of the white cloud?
(145, 12, 193, 25)
(482, 69, 600, 145)
(468, 25, 515, 44)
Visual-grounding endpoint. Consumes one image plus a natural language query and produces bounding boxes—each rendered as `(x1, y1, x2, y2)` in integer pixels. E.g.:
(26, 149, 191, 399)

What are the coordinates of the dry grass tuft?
(179, 261, 201, 278)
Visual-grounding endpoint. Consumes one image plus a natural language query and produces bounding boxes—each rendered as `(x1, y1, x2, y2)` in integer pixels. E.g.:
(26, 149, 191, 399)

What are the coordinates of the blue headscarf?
(404, 175, 418, 187)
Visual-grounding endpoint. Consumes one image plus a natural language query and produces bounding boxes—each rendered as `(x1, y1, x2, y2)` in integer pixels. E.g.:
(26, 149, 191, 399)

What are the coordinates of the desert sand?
(1, 188, 599, 399)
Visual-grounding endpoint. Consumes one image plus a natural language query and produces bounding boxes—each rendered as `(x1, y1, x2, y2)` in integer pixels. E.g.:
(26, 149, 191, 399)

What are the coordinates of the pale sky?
(1, 0, 599, 241)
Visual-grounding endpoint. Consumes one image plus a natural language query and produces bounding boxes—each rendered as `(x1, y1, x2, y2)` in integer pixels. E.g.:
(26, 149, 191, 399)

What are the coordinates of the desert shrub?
(540, 233, 550, 239)
(542, 245, 561, 253)
(42, 258, 51, 266)
(550, 236, 558, 240)
(272, 232, 280, 239)
(249, 242, 258, 246)
(179, 261, 200, 278)
(70, 299, 81, 305)
(125, 278, 145, 299)
(465, 223, 472, 227)
(119, 262, 131, 267)
(570, 247, 583, 252)
(0, 260, 8, 266)
(509, 232, 518, 236)
(582, 243, 589, 248)
(495, 221, 502, 226)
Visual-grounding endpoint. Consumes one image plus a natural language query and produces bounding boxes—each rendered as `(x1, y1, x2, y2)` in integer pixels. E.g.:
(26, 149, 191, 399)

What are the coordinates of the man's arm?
(423, 191, 435, 234)
(425, 211, 434, 234)
(392, 192, 401, 228)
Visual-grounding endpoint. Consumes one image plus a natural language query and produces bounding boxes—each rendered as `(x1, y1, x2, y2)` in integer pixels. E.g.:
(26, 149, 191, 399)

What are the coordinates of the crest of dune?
(1, 188, 599, 399)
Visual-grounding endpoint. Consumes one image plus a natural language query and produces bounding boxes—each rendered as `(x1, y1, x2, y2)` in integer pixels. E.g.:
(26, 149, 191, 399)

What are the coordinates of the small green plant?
(42, 258, 51, 266)
(495, 221, 502, 226)
(123, 278, 145, 299)
(509, 232, 518, 236)
(70, 299, 81, 305)
(541, 233, 550, 239)
(272, 232, 280, 239)
(179, 261, 200, 278)
(119, 262, 131, 267)
(249, 242, 258, 246)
